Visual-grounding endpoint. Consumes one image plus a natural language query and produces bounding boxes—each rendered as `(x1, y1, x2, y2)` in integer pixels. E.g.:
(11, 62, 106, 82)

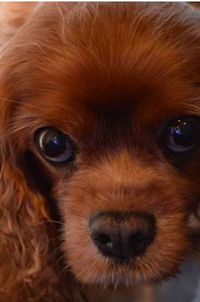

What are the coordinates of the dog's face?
(1, 2, 200, 288)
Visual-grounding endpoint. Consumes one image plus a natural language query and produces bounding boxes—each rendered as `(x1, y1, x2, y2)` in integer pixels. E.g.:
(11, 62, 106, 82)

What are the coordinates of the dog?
(0, 2, 200, 301)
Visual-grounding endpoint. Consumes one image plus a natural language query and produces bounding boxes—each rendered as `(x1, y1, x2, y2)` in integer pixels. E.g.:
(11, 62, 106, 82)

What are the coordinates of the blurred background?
(159, 259, 200, 302)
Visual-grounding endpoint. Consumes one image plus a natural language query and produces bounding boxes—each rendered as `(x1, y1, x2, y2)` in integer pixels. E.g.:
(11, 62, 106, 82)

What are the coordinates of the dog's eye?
(163, 116, 200, 154)
(36, 128, 75, 163)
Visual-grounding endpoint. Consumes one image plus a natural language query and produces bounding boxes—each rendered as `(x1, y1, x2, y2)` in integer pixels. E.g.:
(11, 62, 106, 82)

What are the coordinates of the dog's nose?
(89, 211, 155, 262)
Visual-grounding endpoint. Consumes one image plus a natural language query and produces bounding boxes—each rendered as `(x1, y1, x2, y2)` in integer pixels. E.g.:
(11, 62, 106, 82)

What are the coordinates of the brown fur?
(0, 2, 200, 301)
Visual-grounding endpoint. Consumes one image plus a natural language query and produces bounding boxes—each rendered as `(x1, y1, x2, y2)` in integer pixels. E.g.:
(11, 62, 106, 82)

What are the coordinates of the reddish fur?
(0, 2, 200, 301)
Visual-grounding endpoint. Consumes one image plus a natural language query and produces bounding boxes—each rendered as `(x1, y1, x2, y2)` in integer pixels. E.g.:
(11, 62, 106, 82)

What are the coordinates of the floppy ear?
(0, 106, 53, 298)
(0, 72, 79, 301)
(0, 5, 73, 296)
(0, 125, 82, 298)
(0, 3, 56, 292)
(0, 77, 64, 299)
(0, 3, 39, 47)
(0, 154, 83, 299)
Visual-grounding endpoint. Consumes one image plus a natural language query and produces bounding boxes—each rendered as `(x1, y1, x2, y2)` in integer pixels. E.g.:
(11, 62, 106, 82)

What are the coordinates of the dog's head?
(1, 2, 200, 289)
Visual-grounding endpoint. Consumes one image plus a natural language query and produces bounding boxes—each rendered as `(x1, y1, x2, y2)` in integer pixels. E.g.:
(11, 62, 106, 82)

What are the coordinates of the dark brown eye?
(35, 128, 75, 163)
(163, 116, 200, 154)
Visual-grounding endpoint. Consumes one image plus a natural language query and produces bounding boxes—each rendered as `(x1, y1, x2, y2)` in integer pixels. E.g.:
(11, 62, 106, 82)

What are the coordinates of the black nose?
(89, 211, 155, 262)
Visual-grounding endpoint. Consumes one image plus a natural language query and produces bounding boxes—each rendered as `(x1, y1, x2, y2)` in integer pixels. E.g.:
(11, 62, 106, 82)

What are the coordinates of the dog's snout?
(89, 211, 155, 262)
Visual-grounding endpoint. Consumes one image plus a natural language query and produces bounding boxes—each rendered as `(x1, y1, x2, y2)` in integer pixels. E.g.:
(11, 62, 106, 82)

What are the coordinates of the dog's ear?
(0, 146, 50, 296)
(0, 3, 39, 47)
(0, 100, 80, 299)
(0, 89, 54, 296)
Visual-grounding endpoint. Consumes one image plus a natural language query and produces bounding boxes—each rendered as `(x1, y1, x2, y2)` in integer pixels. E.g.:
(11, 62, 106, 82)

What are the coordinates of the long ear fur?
(0, 4, 62, 299)
(0, 56, 84, 302)
(0, 104, 81, 301)
(0, 78, 83, 300)
(0, 105, 64, 300)
(0, 160, 83, 301)
(0, 55, 77, 302)
(0, 4, 85, 300)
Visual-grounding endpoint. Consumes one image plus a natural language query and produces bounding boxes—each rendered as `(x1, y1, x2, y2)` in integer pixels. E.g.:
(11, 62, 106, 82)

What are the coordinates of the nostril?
(127, 228, 155, 257)
(129, 232, 143, 245)
(129, 232, 147, 255)
(91, 231, 115, 257)
(95, 233, 113, 248)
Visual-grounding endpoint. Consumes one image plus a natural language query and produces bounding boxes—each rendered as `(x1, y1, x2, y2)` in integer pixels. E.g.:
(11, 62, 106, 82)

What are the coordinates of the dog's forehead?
(6, 2, 200, 134)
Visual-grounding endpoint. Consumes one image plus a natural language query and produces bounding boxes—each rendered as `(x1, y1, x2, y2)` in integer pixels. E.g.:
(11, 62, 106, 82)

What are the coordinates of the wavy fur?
(0, 3, 200, 302)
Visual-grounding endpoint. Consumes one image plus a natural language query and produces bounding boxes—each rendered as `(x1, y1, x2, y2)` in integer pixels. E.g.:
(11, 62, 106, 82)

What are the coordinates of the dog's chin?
(65, 252, 184, 289)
